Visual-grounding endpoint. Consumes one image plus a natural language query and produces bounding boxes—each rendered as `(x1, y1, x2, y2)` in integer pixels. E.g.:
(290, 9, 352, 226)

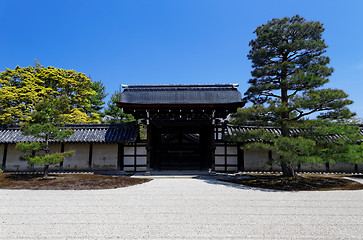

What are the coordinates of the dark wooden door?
(152, 126, 201, 170)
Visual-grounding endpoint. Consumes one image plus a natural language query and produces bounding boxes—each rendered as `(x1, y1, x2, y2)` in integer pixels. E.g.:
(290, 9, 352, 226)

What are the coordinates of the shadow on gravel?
(199, 174, 363, 192)
(199, 177, 283, 193)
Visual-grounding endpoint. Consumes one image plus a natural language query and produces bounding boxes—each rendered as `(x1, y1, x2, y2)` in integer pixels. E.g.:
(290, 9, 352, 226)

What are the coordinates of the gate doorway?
(150, 122, 212, 171)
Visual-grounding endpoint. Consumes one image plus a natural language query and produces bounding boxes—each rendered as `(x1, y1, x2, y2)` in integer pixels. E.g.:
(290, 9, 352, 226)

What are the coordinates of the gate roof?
(117, 84, 245, 119)
(118, 84, 243, 105)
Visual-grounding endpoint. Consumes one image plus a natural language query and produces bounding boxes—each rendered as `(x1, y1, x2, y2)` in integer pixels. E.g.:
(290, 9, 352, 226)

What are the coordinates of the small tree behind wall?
(104, 90, 134, 123)
(16, 96, 74, 178)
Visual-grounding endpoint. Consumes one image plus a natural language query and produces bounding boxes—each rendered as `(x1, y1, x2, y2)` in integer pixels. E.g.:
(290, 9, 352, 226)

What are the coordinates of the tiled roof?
(224, 124, 363, 143)
(0, 122, 138, 144)
(119, 84, 243, 105)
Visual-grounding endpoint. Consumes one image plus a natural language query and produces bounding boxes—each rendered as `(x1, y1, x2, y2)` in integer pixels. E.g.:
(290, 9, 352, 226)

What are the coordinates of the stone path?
(1, 178, 363, 239)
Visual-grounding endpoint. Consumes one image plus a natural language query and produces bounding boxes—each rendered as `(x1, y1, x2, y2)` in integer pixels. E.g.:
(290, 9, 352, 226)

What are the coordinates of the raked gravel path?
(1, 177, 363, 239)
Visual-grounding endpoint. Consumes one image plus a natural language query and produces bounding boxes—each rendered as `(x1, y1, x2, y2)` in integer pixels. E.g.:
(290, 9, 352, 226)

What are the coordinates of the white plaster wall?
(63, 144, 89, 170)
(244, 150, 269, 171)
(136, 157, 146, 165)
(227, 146, 238, 155)
(136, 166, 147, 171)
(299, 163, 326, 172)
(227, 156, 237, 165)
(5, 144, 30, 171)
(329, 162, 355, 172)
(124, 146, 134, 155)
(358, 163, 363, 172)
(227, 166, 238, 172)
(215, 146, 225, 155)
(215, 166, 225, 171)
(124, 156, 135, 166)
(215, 156, 225, 165)
(124, 166, 135, 171)
(136, 146, 147, 155)
(92, 144, 118, 170)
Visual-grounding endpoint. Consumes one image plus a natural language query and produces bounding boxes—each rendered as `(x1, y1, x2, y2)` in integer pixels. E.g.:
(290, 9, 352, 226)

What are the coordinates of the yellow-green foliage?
(0, 62, 100, 124)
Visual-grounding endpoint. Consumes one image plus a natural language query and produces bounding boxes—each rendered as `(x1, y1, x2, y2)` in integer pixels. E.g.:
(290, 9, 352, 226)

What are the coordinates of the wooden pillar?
(325, 162, 330, 172)
(268, 150, 273, 171)
(88, 143, 93, 171)
(60, 143, 64, 171)
(210, 123, 216, 172)
(117, 143, 124, 171)
(2, 144, 8, 171)
(146, 124, 152, 174)
(237, 144, 244, 172)
(134, 143, 137, 172)
(224, 143, 227, 172)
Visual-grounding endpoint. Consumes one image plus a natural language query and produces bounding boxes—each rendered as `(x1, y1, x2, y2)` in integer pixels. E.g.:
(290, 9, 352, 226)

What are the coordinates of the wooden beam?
(117, 143, 124, 171)
(2, 144, 8, 171)
(60, 143, 64, 171)
(88, 143, 93, 171)
(146, 125, 152, 174)
(237, 145, 244, 172)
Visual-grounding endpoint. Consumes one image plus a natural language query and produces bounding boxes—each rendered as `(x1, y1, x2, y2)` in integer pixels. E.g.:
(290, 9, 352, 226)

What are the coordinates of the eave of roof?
(122, 84, 239, 89)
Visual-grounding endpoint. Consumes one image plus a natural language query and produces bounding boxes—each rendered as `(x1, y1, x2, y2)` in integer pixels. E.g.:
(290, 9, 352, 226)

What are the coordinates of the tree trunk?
(281, 162, 295, 177)
(43, 164, 49, 178)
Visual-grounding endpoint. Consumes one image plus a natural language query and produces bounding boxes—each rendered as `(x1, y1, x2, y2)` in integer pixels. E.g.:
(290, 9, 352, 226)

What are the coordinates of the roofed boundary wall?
(218, 124, 363, 173)
(0, 123, 362, 173)
(0, 123, 147, 172)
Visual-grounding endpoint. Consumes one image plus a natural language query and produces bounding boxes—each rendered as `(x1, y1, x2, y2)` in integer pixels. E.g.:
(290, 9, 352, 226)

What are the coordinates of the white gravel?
(1, 178, 363, 239)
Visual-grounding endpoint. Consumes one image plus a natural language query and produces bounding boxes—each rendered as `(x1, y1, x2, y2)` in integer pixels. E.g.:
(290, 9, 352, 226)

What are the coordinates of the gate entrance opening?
(150, 122, 212, 171)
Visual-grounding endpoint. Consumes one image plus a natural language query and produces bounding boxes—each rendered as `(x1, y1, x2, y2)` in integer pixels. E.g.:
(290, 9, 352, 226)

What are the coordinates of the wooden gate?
(150, 123, 212, 171)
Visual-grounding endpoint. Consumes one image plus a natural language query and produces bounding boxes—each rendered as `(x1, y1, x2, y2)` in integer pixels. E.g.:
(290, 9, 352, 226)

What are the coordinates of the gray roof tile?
(224, 124, 363, 143)
(0, 122, 138, 144)
(119, 84, 243, 105)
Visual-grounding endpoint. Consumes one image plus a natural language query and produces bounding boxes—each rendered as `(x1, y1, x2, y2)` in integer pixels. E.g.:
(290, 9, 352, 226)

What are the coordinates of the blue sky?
(1, 0, 363, 119)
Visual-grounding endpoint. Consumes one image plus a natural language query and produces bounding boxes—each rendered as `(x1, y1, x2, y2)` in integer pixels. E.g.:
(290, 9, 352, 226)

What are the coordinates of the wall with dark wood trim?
(123, 143, 147, 172)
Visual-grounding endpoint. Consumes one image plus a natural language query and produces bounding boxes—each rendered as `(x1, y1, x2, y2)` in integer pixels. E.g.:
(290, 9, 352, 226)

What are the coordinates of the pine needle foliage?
(16, 96, 75, 177)
(231, 15, 363, 176)
(103, 90, 134, 123)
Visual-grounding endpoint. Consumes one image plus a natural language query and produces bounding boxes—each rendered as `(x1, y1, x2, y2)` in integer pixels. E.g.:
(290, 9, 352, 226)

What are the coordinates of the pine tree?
(232, 15, 363, 177)
(16, 96, 74, 178)
(103, 90, 134, 123)
(88, 80, 108, 118)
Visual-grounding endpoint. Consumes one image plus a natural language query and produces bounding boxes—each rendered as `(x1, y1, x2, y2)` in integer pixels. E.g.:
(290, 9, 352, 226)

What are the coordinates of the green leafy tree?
(0, 61, 101, 124)
(104, 90, 134, 123)
(232, 15, 362, 177)
(16, 96, 74, 178)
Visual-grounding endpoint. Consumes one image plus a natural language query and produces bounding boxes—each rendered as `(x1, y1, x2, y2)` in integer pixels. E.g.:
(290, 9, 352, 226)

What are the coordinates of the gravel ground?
(1, 178, 363, 239)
